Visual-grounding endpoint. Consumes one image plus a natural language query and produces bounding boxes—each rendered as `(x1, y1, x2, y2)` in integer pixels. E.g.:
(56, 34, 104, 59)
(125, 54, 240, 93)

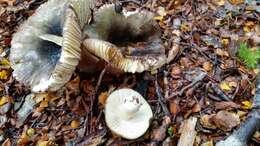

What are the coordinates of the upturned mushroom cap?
(105, 88, 153, 139)
(10, 0, 94, 92)
(83, 4, 166, 73)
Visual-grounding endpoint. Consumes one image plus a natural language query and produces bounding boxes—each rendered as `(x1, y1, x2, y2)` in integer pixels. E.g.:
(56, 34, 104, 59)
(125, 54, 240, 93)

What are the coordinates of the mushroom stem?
(120, 96, 142, 120)
(83, 38, 166, 73)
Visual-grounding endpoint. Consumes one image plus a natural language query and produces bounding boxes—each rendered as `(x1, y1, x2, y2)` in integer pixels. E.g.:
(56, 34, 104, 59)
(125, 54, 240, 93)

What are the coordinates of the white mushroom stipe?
(105, 88, 153, 139)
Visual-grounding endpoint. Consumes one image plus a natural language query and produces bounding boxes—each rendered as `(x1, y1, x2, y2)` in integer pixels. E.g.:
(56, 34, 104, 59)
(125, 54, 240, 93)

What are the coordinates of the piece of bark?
(216, 65, 260, 146)
(177, 117, 197, 146)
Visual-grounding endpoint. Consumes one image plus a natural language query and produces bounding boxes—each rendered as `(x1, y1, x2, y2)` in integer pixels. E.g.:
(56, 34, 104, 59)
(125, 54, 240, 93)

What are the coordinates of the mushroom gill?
(83, 4, 166, 73)
(10, 0, 94, 92)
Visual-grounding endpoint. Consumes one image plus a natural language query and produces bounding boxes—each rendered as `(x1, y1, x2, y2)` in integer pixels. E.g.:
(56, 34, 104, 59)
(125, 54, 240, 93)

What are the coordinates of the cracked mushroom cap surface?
(10, 0, 94, 92)
(105, 88, 153, 139)
(83, 4, 167, 73)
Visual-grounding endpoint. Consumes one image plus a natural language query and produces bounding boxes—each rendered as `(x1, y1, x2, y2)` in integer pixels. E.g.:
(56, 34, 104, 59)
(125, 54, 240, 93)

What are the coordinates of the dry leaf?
(0, 96, 8, 106)
(241, 100, 252, 110)
(200, 114, 217, 129)
(228, 0, 244, 5)
(192, 103, 201, 113)
(0, 70, 9, 80)
(214, 101, 240, 110)
(215, 49, 229, 57)
(37, 140, 58, 146)
(213, 0, 225, 6)
(154, 16, 164, 21)
(39, 100, 48, 108)
(169, 100, 179, 115)
(98, 92, 108, 106)
(34, 93, 48, 104)
(212, 110, 240, 131)
(203, 62, 213, 72)
(26, 128, 35, 137)
(221, 38, 229, 46)
(1, 58, 10, 65)
(219, 82, 232, 91)
(201, 140, 214, 146)
(70, 120, 80, 128)
(2, 138, 11, 146)
(0, 0, 16, 6)
(17, 132, 30, 146)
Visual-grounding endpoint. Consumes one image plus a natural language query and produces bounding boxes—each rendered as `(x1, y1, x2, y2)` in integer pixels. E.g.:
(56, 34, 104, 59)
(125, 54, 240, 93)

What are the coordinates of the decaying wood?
(177, 116, 198, 146)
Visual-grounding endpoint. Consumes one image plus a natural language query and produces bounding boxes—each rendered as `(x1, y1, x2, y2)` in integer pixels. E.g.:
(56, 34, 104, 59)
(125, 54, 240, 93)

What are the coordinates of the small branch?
(95, 67, 107, 92)
(155, 78, 170, 116)
(210, 83, 231, 101)
(177, 117, 198, 146)
(181, 71, 207, 95)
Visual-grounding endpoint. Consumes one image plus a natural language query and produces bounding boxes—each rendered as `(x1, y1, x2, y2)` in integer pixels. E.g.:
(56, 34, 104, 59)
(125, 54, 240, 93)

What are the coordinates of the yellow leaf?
(243, 26, 251, 32)
(253, 68, 259, 74)
(34, 93, 48, 103)
(26, 128, 35, 137)
(37, 140, 58, 146)
(220, 82, 232, 91)
(17, 132, 30, 145)
(245, 21, 254, 27)
(229, 0, 244, 5)
(70, 120, 80, 128)
(241, 101, 252, 110)
(154, 16, 163, 21)
(215, 0, 225, 6)
(0, 96, 8, 106)
(1, 58, 9, 65)
(181, 23, 191, 31)
(221, 38, 229, 46)
(39, 100, 48, 108)
(98, 92, 108, 106)
(0, 70, 9, 80)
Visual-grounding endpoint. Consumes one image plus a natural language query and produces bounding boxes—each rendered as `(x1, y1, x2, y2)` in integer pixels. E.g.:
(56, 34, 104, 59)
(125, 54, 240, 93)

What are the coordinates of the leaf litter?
(0, 0, 259, 145)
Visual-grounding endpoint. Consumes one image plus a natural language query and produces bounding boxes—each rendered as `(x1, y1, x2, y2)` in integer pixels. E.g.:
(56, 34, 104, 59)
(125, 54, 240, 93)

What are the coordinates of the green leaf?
(167, 126, 174, 137)
(238, 43, 260, 68)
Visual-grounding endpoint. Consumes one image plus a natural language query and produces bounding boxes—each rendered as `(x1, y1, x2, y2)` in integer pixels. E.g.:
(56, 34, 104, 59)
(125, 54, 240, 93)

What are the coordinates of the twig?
(95, 67, 107, 92)
(155, 77, 170, 116)
(210, 83, 231, 101)
(167, 70, 207, 99)
(164, 71, 169, 99)
(179, 71, 207, 96)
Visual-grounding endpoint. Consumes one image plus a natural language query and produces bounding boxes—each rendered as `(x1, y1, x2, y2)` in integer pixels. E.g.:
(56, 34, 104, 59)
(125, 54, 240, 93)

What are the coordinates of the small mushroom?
(10, 0, 94, 92)
(83, 4, 167, 73)
(105, 88, 153, 139)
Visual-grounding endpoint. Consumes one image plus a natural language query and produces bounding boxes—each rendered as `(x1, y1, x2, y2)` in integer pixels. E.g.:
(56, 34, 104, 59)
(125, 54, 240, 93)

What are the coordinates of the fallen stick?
(216, 65, 260, 146)
(177, 116, 198, 146)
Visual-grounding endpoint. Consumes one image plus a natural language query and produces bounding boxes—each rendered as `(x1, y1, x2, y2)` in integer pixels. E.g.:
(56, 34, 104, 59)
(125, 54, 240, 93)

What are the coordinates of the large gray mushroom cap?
(83, 4, 167, 73)
(10, 0, 94, 92)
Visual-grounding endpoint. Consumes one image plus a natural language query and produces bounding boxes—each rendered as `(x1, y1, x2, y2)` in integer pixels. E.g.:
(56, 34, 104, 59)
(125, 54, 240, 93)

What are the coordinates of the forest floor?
(0, 0, 259, 146)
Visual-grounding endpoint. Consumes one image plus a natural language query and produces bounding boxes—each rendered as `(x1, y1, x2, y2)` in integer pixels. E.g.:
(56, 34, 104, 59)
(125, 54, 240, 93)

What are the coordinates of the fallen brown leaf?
(212, 110, 240, 131)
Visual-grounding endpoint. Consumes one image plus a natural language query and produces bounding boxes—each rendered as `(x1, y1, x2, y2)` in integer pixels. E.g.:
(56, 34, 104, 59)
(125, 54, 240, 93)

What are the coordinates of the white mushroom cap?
(105, 88, 153, 139)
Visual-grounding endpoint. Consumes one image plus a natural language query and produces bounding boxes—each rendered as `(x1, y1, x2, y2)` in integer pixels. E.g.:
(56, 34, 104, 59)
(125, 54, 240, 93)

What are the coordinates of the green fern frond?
(238, 43, 260, 68)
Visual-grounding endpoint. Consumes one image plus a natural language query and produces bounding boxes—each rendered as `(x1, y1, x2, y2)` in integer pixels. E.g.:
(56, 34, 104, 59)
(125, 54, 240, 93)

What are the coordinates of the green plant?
(167, 126, 174, 137)
(238, 43, 260, 68)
